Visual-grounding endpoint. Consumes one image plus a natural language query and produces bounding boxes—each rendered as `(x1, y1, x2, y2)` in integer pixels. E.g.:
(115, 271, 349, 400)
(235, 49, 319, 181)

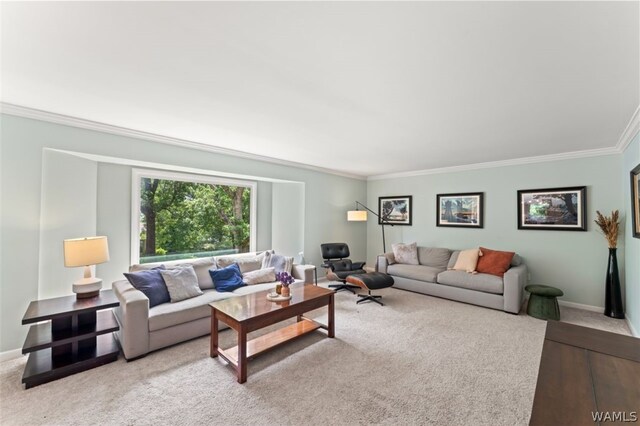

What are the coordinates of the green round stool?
(525, 285, 564, 320)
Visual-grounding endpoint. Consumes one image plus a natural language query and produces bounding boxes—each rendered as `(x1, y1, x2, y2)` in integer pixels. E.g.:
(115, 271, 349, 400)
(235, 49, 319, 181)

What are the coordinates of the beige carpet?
(0, 286, 631, 426)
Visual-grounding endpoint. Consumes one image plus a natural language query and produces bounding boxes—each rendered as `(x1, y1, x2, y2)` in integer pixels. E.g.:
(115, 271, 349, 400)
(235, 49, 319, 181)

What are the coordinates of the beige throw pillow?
(450, 248, 480, 273)
(392, 242, 419, 265)
(242, 267, 276, 285)
(160, 266, 204, 303)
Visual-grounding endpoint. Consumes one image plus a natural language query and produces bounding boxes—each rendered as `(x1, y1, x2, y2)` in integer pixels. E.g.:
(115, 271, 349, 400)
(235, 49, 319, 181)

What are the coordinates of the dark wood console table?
(530, 321, 640, 425)
(21, 289, 120, 388)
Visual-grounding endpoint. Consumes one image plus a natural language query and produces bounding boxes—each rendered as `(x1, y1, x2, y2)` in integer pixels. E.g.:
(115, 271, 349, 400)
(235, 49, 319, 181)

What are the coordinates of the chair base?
(328, 283, 360, 294)
(357, 292, 384, 306)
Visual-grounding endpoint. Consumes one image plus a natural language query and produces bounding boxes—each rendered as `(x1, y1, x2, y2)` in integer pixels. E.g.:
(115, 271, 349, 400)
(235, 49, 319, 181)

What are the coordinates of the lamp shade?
(63, 236, 110, 267)
(347, 210, 367, 221)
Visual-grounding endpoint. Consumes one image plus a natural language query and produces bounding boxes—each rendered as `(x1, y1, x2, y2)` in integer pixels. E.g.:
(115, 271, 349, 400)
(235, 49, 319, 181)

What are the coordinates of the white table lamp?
(63, 236, 110, 299)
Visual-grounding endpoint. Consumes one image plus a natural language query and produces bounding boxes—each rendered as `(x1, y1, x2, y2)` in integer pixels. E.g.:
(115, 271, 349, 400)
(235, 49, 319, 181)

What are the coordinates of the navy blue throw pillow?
(209, 263, 246, 292)
(124, 266, 170, 308)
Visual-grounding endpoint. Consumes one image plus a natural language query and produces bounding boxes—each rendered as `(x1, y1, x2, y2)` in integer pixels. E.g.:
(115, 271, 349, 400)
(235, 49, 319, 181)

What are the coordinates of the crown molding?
(616, 105, 640, 153)
(3, 102, 635, 182)
(367, 147, 620, 181)
(0, 103, 366, 181)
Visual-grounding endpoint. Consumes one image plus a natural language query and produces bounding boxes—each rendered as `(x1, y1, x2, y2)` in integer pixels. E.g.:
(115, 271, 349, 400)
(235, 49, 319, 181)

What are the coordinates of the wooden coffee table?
(209, 284, 335, 383)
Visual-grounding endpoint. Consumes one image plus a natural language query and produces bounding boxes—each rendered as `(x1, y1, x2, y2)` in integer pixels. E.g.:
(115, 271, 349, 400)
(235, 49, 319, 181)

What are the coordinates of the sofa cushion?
(185, 258, 216, 290)
(129, 257, 216, 290)
(233, 282, 280, 296)
(477, 247, 515, 277)
(148, 289, 230, 332)
(447, 251, 460, 269)
(451, 248, 480, 273)
(437, 270, 504, 294)
(243, 267, 276, 285)
(148, 283, 277, 332)
(392, 242, 419, 265)
(215, 252, 266, 274)
(387, 264, 442, 283)
(209, 263, 246, 292)
(418, 247, 452, 269)
(384, 252, 396, 265)
(123, 267, 170, 308)
(160, 266, 203, 303)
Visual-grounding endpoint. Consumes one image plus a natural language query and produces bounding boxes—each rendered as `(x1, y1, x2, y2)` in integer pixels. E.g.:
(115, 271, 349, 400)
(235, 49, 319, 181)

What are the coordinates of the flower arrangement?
(275, 271, 294, 297)
(594, 210, 620, 249)
(276, 271, 294, 288)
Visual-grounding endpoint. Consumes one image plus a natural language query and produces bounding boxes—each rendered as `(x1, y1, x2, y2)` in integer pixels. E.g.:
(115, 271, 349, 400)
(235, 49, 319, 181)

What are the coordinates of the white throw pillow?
(243, 267, 276, 285)
(450, 248, 480, 273)
(392, 242, 419, 265)
(160, 266, 204, 303)
(261, 252, 293, 274)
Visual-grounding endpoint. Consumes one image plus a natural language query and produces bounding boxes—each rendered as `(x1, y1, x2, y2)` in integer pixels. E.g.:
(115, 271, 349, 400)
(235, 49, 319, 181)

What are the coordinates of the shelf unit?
(21, 289, 120, 388)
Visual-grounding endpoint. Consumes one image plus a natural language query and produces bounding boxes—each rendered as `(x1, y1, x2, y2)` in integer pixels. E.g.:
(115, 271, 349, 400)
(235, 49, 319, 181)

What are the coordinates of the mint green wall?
(271, 182, 305, 256)
(0, 114, 366, 352)
(623, 133, 640, 336)
(96, 163, 131, 288)
(39, 151, 98, 299)
(367, 155, 624, 309)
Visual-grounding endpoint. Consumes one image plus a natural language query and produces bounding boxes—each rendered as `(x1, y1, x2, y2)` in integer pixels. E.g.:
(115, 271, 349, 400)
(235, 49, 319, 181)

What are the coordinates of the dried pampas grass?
(594, 210, 620, 248)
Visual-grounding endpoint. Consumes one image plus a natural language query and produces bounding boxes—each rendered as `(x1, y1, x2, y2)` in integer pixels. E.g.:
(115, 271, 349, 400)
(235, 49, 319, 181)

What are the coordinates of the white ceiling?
(2, 2, 638, 177)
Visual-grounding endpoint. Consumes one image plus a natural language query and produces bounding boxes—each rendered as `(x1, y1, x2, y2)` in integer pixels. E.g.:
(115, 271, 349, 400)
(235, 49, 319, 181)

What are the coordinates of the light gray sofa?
(377, 247, 527, 314)
(112, 251, 315, 360)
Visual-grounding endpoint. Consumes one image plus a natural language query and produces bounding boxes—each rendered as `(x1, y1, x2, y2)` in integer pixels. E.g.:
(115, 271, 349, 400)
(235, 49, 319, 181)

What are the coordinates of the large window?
(131, 169, 256, 264)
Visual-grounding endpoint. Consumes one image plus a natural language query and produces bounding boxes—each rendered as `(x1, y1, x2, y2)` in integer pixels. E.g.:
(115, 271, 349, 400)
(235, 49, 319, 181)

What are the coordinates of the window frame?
(130, 168, 257, 265)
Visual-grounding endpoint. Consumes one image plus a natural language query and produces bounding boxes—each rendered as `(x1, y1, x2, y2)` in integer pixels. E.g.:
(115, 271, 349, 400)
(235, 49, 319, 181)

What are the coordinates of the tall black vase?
(604, 248, 624, 319)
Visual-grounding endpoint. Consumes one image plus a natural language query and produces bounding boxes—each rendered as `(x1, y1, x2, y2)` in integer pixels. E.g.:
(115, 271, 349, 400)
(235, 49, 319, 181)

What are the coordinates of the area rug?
(0, 286, 631, 425)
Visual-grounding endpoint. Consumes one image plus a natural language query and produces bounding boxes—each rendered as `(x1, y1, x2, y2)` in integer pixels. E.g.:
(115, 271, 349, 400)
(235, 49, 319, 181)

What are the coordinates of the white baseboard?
(0, 349, 23, 363)
(627, 317, 639, 338)
(557, 300, 602, 313)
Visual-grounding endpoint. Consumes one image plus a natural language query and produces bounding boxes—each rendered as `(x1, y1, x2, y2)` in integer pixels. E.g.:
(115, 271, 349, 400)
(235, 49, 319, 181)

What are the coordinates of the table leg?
(297, 315, 303, 322)
(210, 309, 218, 358)
(237, 326, 247, 383)
(328, 294, 335, 338)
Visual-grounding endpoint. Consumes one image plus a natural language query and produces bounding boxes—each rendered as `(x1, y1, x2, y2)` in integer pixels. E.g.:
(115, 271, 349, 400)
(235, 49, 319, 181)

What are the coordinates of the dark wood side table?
(21, 289, 120, 388)
(530, 321, 640, 425)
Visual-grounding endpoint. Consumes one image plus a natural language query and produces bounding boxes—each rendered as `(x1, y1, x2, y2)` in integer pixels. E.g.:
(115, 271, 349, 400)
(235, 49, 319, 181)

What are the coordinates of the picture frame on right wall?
(517, 186, 587, 231)
(631, 163, 640, 239)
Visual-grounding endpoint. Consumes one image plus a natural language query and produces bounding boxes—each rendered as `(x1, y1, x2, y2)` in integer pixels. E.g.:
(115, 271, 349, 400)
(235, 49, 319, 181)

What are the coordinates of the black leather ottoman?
(346, 272, 394, 306)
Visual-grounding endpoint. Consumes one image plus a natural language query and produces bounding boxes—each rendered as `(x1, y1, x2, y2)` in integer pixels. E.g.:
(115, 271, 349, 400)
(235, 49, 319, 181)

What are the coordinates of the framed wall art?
(517, 186, 586, 231)
(631, 163, 640, 238)
(436, 193, 484, 228)
(378, 196, 412, 225)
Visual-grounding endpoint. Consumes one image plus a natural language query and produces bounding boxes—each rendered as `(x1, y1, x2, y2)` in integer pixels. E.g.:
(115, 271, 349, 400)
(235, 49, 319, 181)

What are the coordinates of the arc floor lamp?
(347, 201, 394, 253)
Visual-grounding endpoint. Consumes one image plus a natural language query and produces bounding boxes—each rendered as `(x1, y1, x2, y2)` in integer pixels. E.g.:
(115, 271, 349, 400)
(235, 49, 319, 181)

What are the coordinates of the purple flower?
(276, 271, 294, 287)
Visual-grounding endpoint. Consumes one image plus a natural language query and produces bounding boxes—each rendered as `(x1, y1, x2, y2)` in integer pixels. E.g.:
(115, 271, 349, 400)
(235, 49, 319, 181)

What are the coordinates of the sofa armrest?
(292, 264, 316, 284)
(503, 264, 527, 314)
(377, 255, 389, 274)
(113, 279, 150, 360)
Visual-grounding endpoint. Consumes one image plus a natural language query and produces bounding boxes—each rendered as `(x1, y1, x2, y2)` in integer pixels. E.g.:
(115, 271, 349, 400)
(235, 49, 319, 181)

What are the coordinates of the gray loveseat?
(377, 247, 527, 314)
(112, 251, 315, 360)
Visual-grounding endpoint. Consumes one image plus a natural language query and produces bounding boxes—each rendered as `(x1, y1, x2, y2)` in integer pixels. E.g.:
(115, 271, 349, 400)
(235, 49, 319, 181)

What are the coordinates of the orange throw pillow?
(476, 247, 515, 277)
